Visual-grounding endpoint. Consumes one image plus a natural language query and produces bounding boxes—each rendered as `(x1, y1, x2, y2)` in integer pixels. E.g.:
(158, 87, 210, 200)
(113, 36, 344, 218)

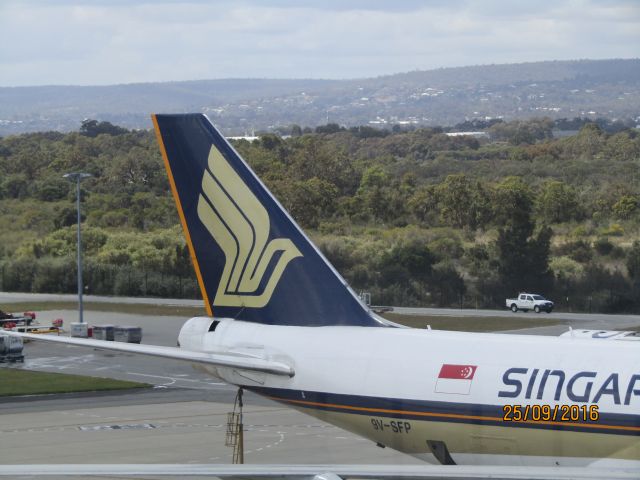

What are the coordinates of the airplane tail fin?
(152, 114, 383, 327)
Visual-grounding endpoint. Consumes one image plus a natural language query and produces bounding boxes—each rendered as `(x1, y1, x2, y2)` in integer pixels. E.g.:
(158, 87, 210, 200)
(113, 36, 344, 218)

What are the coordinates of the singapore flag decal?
(434, 364, 477, 395)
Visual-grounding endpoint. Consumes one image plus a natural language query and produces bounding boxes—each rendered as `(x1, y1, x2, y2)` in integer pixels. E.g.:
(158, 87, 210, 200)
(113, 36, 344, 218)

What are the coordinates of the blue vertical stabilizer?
(153, 114, 382, 327)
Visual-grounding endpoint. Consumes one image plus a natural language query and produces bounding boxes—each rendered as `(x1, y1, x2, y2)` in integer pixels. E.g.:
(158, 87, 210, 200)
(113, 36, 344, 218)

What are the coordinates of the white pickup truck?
(506, 293, 554, 313)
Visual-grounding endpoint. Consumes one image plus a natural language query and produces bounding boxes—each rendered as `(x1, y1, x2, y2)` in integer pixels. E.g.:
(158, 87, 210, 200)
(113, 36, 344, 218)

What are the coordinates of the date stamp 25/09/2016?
(503, 404, 600, 422)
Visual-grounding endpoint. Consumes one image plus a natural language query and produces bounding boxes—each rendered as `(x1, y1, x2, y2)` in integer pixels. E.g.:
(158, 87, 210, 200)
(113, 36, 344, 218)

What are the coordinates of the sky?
(0, 0, 638, 87)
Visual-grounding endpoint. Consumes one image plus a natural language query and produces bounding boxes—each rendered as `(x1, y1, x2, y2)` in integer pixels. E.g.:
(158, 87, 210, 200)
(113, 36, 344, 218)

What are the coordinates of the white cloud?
(0, 0, 637, 86)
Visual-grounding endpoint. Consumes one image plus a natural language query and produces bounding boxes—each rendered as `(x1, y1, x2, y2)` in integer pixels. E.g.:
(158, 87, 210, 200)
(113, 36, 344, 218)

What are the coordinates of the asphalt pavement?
(0, 291, 203, 307)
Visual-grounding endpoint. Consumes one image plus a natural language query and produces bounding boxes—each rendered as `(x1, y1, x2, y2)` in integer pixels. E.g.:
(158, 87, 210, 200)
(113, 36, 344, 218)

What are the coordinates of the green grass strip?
(0, 368, 149, 397)
(382, 313, 564, 332)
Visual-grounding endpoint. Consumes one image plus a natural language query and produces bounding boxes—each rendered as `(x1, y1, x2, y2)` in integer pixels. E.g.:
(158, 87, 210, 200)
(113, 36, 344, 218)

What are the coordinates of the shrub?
(549, 256, 583, 280)
(32, 257, 77, 293)
(555, 240, 593, 263)
(599, 223, 624, 236)
(0, 258, 36, 292)
(593, 237, 614, 256)
(33, 177, 70, 201)
(428, 236, 464, 261)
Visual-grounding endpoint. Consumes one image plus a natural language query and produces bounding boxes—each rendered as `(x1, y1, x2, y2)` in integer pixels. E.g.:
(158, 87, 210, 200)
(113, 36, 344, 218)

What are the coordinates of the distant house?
(227, 136, 260, 142)
(445, 131, 488, 138)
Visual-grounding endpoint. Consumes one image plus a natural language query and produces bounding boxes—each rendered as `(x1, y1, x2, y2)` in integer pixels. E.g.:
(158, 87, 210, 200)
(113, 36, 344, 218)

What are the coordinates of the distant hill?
(1, 59, 638, 136)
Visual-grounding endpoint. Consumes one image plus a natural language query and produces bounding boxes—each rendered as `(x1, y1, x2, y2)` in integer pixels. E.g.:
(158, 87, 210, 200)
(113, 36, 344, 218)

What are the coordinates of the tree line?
(1, 118, 640, 312)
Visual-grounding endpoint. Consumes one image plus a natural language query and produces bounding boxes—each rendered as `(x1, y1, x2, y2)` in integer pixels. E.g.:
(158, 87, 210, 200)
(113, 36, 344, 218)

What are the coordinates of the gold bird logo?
(197, 145, 302, 308)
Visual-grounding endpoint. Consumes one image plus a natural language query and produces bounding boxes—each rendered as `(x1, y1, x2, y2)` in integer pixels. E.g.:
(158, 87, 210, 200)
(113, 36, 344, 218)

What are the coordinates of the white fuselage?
(179, 318, 640, 468)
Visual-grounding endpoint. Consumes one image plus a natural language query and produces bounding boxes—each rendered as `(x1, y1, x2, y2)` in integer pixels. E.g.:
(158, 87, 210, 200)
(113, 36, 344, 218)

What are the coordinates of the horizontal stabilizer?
(5, 332, 294, 377)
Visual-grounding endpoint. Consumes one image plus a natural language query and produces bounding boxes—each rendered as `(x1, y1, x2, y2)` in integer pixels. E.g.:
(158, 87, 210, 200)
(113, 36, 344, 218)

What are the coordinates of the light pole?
(63, 172, 92, 324)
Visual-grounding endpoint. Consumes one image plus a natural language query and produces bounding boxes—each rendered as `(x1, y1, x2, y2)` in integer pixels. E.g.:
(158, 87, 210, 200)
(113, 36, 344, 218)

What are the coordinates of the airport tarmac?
(0, 377, 420, 479)
(1, 294, 638, 478)
(8, 310, 223, 388)
(0, 388, 420, 466)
